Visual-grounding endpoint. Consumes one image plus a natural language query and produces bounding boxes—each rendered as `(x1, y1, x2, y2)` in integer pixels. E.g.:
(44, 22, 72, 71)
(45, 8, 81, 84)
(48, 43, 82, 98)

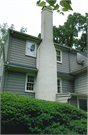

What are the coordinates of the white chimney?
(36, 8, 57, 101)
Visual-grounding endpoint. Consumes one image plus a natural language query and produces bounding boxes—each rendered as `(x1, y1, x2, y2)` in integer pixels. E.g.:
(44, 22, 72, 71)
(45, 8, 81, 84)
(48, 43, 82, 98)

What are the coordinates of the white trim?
(77, 96, 87, 109)
(25, 41, 36, 57)
(25, 73, 35, 92)
(57, 77, 62, 93)
(56, 49, 62, 63)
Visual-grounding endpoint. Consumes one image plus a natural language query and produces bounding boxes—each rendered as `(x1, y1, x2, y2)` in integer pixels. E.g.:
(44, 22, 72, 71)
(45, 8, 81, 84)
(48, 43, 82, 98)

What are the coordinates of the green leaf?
(60, 0, 73, 10)
(53, 4, 59, 10)
(47, 6, 52, 10)
(57, 10, 60, 12)
(46, 0, 56, 6)
(62, 8, 68, 11)
(38, 1, 46, 6)
(37, 0, 41, 5)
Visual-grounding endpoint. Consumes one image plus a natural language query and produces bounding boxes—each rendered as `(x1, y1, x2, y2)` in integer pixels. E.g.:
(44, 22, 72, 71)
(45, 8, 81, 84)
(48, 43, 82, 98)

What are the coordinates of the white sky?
(0, 0, 88, 37)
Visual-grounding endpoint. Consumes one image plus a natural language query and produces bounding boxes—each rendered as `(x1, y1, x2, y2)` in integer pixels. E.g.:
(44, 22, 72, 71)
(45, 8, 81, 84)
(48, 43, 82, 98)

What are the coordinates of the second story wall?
(70, 52, 83, 72)
(57, 50, 69, 73)
(8, 36, 36, 68)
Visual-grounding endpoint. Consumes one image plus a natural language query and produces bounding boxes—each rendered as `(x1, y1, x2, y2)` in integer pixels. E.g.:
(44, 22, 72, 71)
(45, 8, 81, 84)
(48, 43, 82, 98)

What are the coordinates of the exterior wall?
(0, 52, 4, 91)
(62, 79, 74, 93)
(77, 53, 88, 67)
(8, 36, 36, 68)
(4, 34, 9, 62)
(57, 50, 69, 73)
(57, 51, 83, 74)
(2, 70, 35, 98)
(70, 96, 77, 107)
(70, 52, 83, 72)
(74, 72, 87, 94)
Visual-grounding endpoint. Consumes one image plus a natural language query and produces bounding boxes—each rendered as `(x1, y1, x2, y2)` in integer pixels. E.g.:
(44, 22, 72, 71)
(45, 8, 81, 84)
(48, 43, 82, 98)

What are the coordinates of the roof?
(54, 42, 79, 53)
(8, 29, 42, 44)
(70, 66, 87, 75)
(78, 51, 88, 58)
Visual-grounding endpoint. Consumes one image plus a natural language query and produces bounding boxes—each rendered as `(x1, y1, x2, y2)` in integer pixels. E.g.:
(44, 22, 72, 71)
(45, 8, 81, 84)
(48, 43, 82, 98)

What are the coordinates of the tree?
(37, 0, 73, 15)
(20, 27, 27, 33)
(38, 12, 87, 52)
(0, 23, 27, 51)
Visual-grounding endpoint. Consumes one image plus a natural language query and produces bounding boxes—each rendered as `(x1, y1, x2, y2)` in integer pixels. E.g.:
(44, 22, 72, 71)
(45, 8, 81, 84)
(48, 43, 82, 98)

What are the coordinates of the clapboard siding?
(77, 53, 88, 67)
(57, 51, 69, 73)
(70, 96, 77, 107)
(70, 53, 82, 71)
(8, 37, 36, 67)
(4, 71, 35, 98)
(74, 73, 87, 94)
(62, 79, 74, 93)
(4, 34, 9, 62)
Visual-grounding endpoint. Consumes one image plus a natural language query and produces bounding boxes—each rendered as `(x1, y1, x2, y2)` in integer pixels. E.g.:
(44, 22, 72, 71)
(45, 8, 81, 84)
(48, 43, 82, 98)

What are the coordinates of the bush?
(1, 92, 87, 134)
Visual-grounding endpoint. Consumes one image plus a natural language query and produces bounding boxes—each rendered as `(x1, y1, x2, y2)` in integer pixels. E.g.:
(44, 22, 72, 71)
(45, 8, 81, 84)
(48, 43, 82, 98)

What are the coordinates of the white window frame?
(57, 77, 62, 93)
(56, 49, 62, 63)
(25, 41, 36, 57)
(25, 73, 35, 93)
(77, 96, 87, 110)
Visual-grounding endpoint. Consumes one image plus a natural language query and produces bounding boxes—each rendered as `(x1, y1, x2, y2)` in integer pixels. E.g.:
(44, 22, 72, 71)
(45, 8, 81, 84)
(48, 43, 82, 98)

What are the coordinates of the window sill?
(25, 90, 35, 93)
(57, 61, 62, 64)
(25, 54, 36, 58)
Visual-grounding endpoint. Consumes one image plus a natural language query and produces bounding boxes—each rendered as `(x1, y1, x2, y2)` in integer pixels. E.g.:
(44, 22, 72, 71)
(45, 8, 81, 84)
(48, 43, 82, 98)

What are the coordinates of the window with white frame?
(26, 41, 36, 57)
(57, 78, 62, 93)
(78, 98, 87, 112)
(56, 50, 62, 63)
(25, 74, 35, 92)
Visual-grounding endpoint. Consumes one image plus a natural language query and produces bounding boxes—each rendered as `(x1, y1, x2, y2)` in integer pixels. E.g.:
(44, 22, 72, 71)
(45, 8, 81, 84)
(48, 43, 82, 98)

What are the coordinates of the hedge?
(1, 92, 87, 134)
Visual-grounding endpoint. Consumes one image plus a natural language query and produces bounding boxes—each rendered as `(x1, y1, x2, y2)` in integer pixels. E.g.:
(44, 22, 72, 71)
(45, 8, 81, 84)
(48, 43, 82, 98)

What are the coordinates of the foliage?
(0, 23, 27, 51)
(1, 92, 87, 134)
(37, 0, 73, 15)
(38, 12, 87, 52)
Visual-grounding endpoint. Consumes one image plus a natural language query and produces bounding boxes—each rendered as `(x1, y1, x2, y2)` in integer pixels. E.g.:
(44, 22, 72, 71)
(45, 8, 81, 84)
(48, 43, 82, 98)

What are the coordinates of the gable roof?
(78, 52, 88, 58)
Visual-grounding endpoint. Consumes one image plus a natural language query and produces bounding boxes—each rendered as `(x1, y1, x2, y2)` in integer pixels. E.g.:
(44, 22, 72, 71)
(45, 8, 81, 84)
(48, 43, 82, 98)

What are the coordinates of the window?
(26, 41, 36, 57)
(77, 97, 87, 112)
(56, 49, 62, 63)
(57, 78, 62, 93)
(25, 74, 35, 92)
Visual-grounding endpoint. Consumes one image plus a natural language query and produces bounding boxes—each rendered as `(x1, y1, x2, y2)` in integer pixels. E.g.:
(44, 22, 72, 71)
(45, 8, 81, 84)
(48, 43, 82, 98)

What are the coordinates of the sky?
(0, 0, 88, 37)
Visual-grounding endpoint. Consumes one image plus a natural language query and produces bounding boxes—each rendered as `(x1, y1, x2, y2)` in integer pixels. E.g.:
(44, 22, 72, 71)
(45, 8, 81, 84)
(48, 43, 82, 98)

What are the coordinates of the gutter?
(9, 29, 42, 44)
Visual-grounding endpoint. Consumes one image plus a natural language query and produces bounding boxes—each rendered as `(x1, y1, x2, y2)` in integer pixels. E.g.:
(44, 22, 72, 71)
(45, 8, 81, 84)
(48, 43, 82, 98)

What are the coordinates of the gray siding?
(62, 79, 74, 93)
(70, 96, 77, 107)
(3, 70, 35, 98)
(8, 37, 36, 67)
(74, 72, 87, 94)
(77, 53, 88, 67)
(4, 34, 9, 62)
(70, 53, 82, 71)
(57, 50, 69, 73)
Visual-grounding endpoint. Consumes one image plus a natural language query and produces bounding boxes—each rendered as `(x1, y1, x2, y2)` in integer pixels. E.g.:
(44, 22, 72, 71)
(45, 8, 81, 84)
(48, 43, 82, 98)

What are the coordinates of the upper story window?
(26, 41, 36, 57)
(25, 74, 35, 92)
(57, 78, 62, 93)
(56, 49, 62, 63)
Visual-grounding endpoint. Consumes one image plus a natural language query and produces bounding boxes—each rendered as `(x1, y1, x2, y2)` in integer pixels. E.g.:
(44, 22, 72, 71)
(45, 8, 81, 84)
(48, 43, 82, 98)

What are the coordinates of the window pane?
(79, 99, 87, 112)
(57, 51, 60, 55)
(27, 48, 35, 55)
(57, 79, 60, 93)
(57, 56, 60, 61)
(27, 42, 35, 55)
(26, 75, 34, 91)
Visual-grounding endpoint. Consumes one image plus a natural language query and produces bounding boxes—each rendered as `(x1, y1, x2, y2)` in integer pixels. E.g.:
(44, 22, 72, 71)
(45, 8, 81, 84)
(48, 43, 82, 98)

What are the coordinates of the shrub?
(1, 92, 87, 134)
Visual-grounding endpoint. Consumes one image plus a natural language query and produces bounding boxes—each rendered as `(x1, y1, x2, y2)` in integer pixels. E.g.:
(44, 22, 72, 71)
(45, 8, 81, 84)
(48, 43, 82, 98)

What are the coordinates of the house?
(0, 8, 87, 112)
